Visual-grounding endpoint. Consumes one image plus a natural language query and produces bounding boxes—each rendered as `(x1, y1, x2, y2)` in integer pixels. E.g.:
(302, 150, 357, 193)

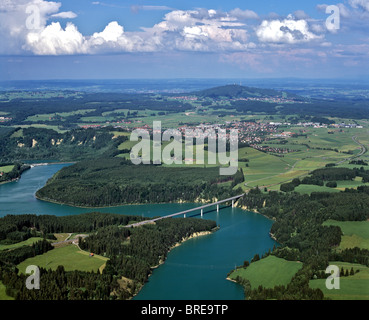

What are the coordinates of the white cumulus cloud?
(349, 0, 369, 11)
(256, 17, 323, 44)
(0, 0, 78, 54)
(51, 11, 77, 19)
(92, 21, 124, 42)
(147, 9, 250, 52)
(229, 8, 259, 20)
(25, 22, 85, 55)
(2, 1, 327, 56)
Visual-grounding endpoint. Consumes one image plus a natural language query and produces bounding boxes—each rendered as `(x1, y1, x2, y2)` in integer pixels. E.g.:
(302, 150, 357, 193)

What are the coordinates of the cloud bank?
(2, 0, 369, 58)
(256, 16, 323, 44)
(0, 0, 329, 56)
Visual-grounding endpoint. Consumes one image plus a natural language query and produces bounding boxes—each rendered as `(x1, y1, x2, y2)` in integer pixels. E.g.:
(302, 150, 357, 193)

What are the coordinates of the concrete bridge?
(127, 194, 245, 228)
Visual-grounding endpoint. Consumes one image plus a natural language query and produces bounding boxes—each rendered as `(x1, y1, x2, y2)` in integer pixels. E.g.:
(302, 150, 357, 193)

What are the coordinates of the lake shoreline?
(36, 195, 279, 244)
(0, 161, 74, 186)
(131, 227, 218, 300)
(35, 194, 219, 209)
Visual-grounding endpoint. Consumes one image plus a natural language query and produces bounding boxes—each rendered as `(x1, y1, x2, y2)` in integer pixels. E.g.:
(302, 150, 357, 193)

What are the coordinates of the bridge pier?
(127, 194, 245, 227)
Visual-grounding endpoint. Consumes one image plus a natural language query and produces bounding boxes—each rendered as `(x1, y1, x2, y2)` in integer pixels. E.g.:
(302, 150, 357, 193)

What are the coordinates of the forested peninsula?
(0, 162, 30, 184)
(35, 158, 244, 207)
(0, 212, 217, 300)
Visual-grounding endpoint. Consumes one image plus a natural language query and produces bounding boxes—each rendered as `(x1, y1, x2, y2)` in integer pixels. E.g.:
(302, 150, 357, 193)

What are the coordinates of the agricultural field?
(53, 233, 72, 243)
(293, 184, 341, 194)
(0, 237, 44, 251)
(17, 244, 108, 274)
(0, 165, 14, 173)
(228, 255, 303, 289)
(309, 262, 369, 300)
(0, 282, 13, 300)
(26, 109, 95, 122)
(0, 91, 83, 102)
(113, 122, 369, 192)
(17, 124, 67, 133)
(322, 220, 369, 250)
(72, 100, 271, 129)
(256, 126, 368, 191)
(284, 127, 364, 154)
(117, 138, 225, 169)
(335, 177, 369, 191)
(238, 147, 290, 190)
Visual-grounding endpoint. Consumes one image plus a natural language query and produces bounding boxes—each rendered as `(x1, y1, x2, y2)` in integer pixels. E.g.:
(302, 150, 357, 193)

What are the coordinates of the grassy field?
(66, 114, 369, 193)
(228, 255, 303, 289)
(294, 184, 341, 194)
(242, 125, 368, 191)
(77, 105, 249, 129)
(0, 165, 14, 173)
(17, 244, 108, 274)
(0, 237, 44, 251)
(258, 126, 368, 191)
(323, 220, 369, 250)
(17, 124, 67, 133)
(54, 233, 71, 243)
(114, 126, 368, 192)
(309, 262, 369, 300)
(0, 91, 82, 102)
(335, 177, 369, 191)
(286, 127, 364, 153)
(26, 109, 96, 122)
(117, 139, 226, 168)
(0, 281, 14, 300)
(239, 147, 294, 190)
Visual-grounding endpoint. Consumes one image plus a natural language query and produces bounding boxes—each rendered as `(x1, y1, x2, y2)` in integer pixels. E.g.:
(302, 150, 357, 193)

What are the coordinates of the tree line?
(0, 212, 145, 240)
(36, 159, 243, 207)
(0, 212, 217, 300)
(280, 166, 369, 192)
(233, 186, 369, 299)
(0, 127, 128, 163)
(0, 162, 30, 184)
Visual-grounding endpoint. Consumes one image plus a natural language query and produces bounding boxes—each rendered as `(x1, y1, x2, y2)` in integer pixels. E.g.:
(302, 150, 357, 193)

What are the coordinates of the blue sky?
(1, 0, 369, 80)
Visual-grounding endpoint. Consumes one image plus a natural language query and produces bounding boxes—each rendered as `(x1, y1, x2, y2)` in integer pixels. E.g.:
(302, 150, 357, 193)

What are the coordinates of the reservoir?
(0, 164, 277, 300)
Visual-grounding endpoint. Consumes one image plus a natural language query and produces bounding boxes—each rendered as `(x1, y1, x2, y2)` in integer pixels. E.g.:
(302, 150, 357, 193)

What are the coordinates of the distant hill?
(193, 84, 302, 100)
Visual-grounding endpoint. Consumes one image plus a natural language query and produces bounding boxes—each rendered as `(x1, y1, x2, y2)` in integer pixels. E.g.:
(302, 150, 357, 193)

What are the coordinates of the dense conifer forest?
(36, 158, 243, 207)
(234, 187, 369, 299)
(0, 162, 30, 183)
(0, 212, 217, 300)
(0, 127, 127, 163)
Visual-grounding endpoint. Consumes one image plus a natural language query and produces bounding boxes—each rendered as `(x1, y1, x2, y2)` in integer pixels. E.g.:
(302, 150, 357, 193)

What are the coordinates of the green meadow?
(286, 127, 363, 154)
(309, 262, 369, 300)
(229, 255, 303, 289)
(17, 244, 108, 274)
(17, 124, 66, 133)
(335, 177, 369, 191)
(0, 282, 13, 300)
(0, 165, 14, 173)
(0, 237, 44, 251)
(294, 184, 341, 194)
(323, 220, 369, 250)
(26, 109, 96, 122)
(114, 123, 369, 192)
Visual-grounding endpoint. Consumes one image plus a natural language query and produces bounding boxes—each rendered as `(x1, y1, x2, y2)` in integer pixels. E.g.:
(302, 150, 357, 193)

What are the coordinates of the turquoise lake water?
(0, 164, 277, 300)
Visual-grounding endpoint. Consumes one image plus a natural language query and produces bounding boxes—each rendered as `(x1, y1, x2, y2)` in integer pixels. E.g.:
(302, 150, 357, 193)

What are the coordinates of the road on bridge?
(125, 194, 245, 228)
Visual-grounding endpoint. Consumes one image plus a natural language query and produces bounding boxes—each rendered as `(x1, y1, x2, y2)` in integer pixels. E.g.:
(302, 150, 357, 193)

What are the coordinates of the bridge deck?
(127, 194, 244, 227)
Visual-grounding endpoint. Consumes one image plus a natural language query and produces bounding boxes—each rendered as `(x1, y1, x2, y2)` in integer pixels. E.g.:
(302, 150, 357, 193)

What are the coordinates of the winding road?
(336, 135, 367, 165)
